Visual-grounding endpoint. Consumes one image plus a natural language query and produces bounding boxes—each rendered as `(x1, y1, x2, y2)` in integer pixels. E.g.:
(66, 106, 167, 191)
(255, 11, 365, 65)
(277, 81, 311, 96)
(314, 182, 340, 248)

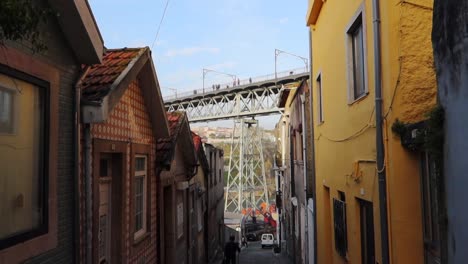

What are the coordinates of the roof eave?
(48, 0, 104, 64)
(306, 0, 324, 26)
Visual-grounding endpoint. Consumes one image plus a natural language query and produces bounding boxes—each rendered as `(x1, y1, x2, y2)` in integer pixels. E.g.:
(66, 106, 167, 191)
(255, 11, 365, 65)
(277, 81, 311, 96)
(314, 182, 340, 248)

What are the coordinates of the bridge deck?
(164, 67, 309, 103)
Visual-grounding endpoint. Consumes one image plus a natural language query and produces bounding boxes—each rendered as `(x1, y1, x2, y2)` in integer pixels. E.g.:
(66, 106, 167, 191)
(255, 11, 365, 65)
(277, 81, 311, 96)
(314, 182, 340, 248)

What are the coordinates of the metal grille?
(333, 198, 347, 257)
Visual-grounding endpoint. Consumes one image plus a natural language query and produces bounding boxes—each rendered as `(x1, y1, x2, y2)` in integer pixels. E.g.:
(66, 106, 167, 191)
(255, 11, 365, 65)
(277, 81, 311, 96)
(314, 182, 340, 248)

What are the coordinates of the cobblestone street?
(237, 242, 292, 264)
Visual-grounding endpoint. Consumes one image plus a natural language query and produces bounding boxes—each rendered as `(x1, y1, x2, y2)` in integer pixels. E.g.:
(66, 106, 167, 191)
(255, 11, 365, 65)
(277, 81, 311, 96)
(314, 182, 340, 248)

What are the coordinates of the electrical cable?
(150, 0, 171, 50)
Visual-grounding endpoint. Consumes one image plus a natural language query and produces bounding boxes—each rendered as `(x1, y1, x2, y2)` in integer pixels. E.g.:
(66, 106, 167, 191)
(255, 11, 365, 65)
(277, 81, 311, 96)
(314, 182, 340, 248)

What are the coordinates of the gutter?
(372, 0, 390, 263)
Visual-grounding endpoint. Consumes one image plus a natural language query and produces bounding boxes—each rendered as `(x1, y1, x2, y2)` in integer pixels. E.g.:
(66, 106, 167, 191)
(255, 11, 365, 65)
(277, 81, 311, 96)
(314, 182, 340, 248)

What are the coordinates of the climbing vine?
(0, 0, 52, 51)
(391, 105, 445, 173)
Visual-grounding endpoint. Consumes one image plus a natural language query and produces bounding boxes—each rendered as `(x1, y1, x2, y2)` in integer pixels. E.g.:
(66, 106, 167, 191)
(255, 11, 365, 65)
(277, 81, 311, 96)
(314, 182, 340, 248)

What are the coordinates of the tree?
(0, 0, 51, 51)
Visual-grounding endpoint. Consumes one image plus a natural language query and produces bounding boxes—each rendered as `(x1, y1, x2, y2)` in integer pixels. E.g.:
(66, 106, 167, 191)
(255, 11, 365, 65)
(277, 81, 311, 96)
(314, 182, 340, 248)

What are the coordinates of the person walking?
(242, 236, 248, 248)
(224, 235, 241, 264)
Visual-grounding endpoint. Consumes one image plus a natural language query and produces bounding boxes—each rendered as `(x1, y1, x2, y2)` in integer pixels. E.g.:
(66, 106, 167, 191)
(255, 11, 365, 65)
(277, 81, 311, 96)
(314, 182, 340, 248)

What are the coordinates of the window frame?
(0, 86, 16, 134)
(133, 154, 148, 240)
(0, 65, 50, 250)
(345, 6, 368, 104)
(316, 72, 324, 124)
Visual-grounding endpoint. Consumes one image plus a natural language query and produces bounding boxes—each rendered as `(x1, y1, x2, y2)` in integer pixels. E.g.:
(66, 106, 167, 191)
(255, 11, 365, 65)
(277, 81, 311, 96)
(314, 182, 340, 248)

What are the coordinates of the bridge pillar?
(224, 118, 269, 213)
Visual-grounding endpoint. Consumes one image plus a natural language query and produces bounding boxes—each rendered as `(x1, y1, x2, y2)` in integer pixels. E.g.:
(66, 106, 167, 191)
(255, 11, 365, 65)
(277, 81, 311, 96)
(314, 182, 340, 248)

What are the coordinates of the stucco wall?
(309, 0, 436, 263)
(433, 0, 468, 262)
(381, 1, 436, 263)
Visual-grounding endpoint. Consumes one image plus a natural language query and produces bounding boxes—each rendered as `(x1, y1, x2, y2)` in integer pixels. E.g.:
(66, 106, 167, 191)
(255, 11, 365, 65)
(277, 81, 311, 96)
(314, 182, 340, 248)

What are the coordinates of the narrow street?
(237, 242, 292, 264)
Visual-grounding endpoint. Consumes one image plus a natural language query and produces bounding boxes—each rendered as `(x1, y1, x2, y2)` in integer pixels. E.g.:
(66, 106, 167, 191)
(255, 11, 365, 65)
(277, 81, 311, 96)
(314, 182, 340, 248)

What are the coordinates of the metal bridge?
(163, 67, 309, 122)
(164, 67, 309, 213)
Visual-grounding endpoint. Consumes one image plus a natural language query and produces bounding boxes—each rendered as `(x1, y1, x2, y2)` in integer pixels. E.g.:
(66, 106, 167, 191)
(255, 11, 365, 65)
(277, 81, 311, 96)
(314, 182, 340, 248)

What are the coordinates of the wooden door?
(99, 154, 112, 264)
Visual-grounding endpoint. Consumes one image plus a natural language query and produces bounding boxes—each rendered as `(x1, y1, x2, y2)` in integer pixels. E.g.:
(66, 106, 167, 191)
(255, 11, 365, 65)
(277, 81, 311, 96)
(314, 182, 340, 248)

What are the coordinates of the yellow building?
(306, 0, 437, 263)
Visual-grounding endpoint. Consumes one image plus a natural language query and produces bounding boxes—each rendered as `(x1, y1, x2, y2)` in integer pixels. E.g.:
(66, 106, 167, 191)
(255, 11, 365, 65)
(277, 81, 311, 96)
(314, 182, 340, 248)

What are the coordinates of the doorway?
(359, 199, 375, 264)
(163, 186, 174, 264)
(97, 153, 123, 264)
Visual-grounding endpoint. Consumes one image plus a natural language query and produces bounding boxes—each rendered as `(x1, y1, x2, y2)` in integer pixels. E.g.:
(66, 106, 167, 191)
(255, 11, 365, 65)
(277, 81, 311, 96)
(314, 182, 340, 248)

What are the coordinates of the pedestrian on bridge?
(224, 235, 241, 264)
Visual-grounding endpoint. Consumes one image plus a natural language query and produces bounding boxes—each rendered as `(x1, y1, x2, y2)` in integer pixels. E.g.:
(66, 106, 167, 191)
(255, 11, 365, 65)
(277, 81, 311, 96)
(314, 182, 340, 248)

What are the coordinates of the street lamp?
(274, 48, 309, 80)
(203, 68, 237, 94)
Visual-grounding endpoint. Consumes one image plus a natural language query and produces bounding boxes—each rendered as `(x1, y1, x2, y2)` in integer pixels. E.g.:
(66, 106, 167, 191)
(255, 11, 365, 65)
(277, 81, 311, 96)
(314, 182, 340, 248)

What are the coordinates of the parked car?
(246, 233, 258, 241)
(261, 233, 275, 248)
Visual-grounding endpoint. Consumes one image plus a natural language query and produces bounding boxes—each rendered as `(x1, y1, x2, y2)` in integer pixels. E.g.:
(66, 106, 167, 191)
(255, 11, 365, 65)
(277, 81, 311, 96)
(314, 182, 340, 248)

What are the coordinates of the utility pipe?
(73, 76, 81, 264)
(84, 123, 93, 263)
(372, 0, 390, 263)
(300, 92, 308, 264)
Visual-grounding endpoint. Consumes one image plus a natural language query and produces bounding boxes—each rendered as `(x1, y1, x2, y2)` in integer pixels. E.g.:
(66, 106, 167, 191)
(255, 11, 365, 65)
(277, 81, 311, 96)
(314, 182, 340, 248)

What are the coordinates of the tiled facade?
(79, 79, 158, 263)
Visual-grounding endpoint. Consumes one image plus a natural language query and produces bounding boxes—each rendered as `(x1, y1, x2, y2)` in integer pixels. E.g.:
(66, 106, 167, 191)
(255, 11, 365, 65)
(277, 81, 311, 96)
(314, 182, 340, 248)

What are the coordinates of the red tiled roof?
(156, 112, 185, 164)
(80, 47, 145, 102)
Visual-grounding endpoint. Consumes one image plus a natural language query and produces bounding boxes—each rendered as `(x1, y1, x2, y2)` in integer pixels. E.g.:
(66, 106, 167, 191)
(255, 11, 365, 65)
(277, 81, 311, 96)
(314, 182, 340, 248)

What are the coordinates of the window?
(346, 12, 367, 102)
(0, 73, 48, 249)
(0, 87, 14, 133)
(333, 194, 347, 257)
(316, 74, 324, 123)
(134, 155, 147, 239)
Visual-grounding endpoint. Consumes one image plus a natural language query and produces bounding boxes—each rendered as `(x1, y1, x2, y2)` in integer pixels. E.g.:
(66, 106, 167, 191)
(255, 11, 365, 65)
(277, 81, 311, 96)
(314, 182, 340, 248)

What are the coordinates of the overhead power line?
(151, 0, 171, 50)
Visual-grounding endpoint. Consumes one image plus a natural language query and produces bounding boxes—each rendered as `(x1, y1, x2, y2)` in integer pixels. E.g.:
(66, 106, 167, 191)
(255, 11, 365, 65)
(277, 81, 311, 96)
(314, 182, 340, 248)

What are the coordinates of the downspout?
(84, 123, 93, 264)
(372, 0, 390, 263)
(73, 76, 81, 264)
(289, 126, 296, 263)
(299, 92, 308, 264)
(308, 28, 318, 264)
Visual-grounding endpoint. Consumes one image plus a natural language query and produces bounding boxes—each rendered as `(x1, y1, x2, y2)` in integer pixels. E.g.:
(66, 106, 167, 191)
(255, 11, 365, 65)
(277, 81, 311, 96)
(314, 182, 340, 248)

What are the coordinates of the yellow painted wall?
(380, 1, 436, 263)
(307, 0, 436, 263)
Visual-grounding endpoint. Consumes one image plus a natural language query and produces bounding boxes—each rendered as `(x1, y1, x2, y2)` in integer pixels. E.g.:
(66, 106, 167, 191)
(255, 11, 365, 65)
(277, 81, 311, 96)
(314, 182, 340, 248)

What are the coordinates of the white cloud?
(165, 47, 220, 57)
(279, 17, 289, 24)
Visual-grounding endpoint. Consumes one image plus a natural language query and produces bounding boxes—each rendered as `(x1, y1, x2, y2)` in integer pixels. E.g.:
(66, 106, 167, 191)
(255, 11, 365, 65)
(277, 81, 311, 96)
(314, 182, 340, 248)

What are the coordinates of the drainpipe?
(74, 78, 81, 264)
(308, 28, 318, 264)
(84, 123, 93, 264)
(372, 0, 390, 263)
(300, 92, 308, 264)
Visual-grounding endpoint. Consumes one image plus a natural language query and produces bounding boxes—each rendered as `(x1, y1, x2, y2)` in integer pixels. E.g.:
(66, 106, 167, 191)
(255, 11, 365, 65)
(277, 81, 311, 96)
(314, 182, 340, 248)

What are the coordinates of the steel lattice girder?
(166, 86, 283, 122)
(225, 119, 269, 213)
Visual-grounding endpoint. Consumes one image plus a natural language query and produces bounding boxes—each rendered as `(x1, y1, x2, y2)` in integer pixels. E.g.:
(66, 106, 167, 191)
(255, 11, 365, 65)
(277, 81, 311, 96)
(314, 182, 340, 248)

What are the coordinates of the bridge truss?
(164, 68, 309, 213)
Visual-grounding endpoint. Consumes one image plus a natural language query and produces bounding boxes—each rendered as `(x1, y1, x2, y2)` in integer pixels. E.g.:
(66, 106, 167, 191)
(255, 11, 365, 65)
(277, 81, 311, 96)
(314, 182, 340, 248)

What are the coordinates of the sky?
(88, 0, 309, 129)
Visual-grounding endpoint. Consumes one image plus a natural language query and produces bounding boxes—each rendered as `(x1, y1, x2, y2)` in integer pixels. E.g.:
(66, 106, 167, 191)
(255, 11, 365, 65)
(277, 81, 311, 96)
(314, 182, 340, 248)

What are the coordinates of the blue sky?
(88, 0, 309, 128)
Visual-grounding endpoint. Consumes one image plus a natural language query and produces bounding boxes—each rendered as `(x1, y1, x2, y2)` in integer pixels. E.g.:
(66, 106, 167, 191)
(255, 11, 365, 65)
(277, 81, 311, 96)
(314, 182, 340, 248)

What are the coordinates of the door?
(359, 199, 375, 264)
(99, 154, 112, 264)
(420, 153, 441, 264)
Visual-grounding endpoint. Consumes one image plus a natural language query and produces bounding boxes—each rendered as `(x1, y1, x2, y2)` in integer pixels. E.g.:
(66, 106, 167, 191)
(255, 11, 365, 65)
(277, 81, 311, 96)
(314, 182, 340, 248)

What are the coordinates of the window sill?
(133, 232, 149, 246)
(348, 92, 369, 106)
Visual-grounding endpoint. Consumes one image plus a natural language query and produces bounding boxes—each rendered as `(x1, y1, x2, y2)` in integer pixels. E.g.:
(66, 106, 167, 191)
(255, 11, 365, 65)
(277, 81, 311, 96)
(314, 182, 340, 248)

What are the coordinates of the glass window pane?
(0, 74, 44, 241)
(351, 21, 365, 99)
(134, 176, 144, 232)
(135, 157, 146, 172)
(0, 87, 14, 133)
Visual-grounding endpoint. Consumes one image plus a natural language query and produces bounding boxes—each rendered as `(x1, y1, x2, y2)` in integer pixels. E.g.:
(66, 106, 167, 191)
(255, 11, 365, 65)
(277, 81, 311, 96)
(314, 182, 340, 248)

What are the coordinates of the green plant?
(425, 105, 444, 174)
(391, 118, 407, 137)
(0, 0, 52, 51)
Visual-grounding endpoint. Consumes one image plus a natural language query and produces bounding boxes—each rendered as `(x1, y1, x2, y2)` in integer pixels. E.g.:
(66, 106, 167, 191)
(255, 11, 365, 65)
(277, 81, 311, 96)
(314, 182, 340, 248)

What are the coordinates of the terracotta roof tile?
(156, 111, 186, 164)
(192, 132, 202, 152)
(80, 47, 145, 102)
